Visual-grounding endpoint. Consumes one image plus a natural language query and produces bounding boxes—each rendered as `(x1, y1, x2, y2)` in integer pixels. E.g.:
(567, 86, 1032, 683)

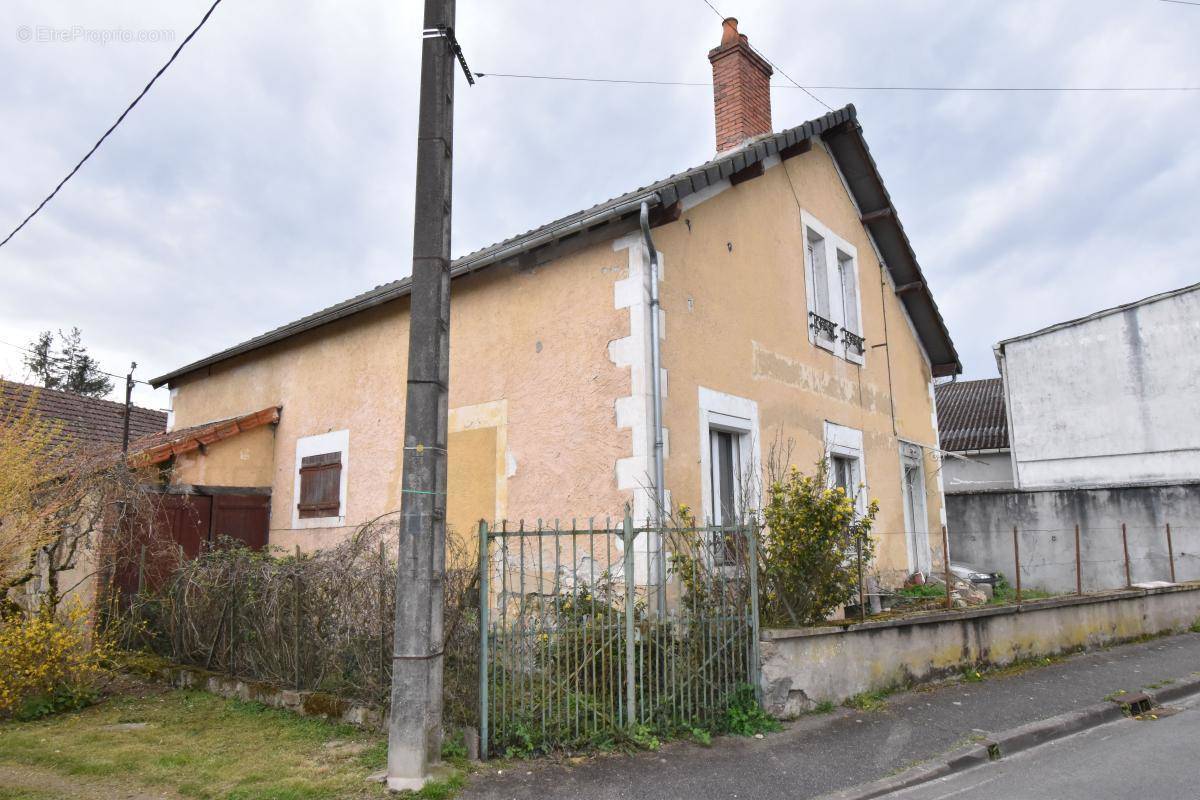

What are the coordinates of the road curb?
(1149, 674, 1200, 706)
(820, 675, 1200, 800)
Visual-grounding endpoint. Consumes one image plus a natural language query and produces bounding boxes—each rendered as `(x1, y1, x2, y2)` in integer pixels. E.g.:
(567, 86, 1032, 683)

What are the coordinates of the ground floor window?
(824, 421, 867, 512)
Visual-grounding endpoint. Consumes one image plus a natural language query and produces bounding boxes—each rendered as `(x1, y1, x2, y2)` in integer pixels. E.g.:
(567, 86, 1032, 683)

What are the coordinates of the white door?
(901, 445, 931, 574)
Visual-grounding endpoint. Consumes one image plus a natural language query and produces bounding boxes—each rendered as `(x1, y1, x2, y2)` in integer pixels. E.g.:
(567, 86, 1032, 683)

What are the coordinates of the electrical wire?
(474, 72, 1200, 93)
(698, 0, 833, 111)
(0, 0, 224, 250)
(0, 338, 153, 386)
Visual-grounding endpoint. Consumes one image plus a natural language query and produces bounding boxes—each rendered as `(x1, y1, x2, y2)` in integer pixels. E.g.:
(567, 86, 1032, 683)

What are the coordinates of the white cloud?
(1, 0, 1197, 411)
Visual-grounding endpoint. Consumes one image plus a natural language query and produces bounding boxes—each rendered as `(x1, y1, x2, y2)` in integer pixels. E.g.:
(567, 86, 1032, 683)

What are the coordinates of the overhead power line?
(1159, 0, 1200, 6)
(0, 338, 154, 387)
(473, 72, 1200, 93)
(0, 0, 224, 250)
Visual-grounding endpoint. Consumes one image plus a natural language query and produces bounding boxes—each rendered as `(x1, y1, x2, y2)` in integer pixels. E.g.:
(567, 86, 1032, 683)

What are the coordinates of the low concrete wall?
(760, 583, 1200, 718)
(947, 483, 1200, 593)
(145, 662, 385, 730)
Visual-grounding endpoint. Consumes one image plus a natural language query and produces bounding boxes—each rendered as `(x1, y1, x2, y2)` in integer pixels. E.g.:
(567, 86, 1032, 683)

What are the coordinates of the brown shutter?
(298, 451, 342, 518)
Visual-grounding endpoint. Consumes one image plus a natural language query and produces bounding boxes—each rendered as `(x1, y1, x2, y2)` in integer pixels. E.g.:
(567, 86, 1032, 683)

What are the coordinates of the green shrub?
(760, 462, 879, 626)
(719, 684, 781, 736)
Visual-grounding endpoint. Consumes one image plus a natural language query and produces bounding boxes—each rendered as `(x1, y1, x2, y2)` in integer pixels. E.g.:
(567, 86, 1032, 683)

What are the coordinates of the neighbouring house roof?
(1, 378, 167, 451)
(995, 281, 1200, 351)
(129, 405, 281, 466)
(151, 104, 961, 387)
(935, 378, 1008, 452)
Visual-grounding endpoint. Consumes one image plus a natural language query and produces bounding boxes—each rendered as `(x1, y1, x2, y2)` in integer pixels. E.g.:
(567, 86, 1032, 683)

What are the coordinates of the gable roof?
(995, 281, 1200, 351)
(152, 104, 960, 387)
(1, 378, 167, 451)
(935, 378, 1008, 452)
(129, 405, 280, 466)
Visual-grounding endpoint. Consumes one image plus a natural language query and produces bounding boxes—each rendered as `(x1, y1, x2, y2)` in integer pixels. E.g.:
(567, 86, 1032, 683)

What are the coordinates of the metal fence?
(478, 514, 760, 757)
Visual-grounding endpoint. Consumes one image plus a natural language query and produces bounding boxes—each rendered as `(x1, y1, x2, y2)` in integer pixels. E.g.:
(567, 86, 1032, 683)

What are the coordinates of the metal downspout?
(640, 202, 667, 612)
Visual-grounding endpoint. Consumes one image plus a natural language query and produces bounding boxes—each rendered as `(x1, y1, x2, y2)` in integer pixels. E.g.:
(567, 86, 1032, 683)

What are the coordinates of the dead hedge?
(117, 516, 480, 728)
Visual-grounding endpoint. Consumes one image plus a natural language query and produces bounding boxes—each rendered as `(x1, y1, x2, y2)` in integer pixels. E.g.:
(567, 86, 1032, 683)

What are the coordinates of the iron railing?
(478, 514, 759, 756)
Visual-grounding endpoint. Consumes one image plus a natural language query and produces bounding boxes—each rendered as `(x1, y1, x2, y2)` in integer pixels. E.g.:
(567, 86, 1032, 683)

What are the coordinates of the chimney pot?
(720, 17, 739, 46)
(708, 19, 773, 153)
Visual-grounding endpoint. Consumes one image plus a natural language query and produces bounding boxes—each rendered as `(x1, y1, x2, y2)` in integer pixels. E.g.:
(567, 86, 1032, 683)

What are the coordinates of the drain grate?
(1114, 692, 1154, 717)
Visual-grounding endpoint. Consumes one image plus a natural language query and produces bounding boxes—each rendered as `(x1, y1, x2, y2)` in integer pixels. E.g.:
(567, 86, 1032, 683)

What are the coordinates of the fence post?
(378, 539, 388, 692)
(942, 526, 952, 610)
(623, 512, 636, 729)
(747, 523, 761, 705)
(1166, 523, 1176, 584)
(293, 544, 302, 690)
(229, 563, 238, 676)
(1121, 523, 1132, 589)
(478, 520, 490, 760)
(136, 544, 147, 595)
(857, 529, 866, 622)
(1075, 524, 1082, 596)
(1012, 526, 1022, 604)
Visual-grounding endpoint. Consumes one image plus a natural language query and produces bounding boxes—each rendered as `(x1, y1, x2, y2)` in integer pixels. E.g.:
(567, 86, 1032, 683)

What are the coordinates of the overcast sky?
(1, 0, 1197, 410)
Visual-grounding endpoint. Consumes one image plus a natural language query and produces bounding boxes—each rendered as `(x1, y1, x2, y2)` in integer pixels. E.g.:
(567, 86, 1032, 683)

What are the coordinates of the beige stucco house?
(150, 20, 960, 586)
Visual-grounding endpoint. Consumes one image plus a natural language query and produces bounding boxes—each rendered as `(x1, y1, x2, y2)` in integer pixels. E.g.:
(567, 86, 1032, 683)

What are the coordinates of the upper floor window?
(802, 212, 865, 365)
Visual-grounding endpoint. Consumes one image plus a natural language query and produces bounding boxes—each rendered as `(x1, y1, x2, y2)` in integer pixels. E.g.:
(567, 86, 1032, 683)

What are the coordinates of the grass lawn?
(0, 685, 453, 800)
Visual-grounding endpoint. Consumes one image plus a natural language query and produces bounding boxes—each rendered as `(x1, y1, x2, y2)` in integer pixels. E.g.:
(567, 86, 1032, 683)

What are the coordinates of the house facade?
(941, 283, 1200, 591)
(150, 21, 960, 587)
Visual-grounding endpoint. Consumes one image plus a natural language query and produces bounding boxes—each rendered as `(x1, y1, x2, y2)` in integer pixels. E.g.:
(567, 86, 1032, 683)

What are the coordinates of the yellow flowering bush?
(761, 462, 880, 626)
(0, 602, 111, 720)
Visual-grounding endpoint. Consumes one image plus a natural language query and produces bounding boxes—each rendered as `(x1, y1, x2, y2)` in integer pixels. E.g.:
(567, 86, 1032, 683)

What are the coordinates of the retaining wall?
(760, 583, 1200, 718)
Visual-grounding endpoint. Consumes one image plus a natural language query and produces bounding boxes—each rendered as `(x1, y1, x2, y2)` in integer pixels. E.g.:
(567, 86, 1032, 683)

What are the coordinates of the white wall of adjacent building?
(943, 450, 1013, 494)
(997, 286, 1200, 491)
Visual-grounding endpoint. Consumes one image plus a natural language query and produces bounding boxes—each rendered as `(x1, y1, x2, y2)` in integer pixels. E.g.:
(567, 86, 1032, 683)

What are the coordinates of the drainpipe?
(640, 202, 667, 612)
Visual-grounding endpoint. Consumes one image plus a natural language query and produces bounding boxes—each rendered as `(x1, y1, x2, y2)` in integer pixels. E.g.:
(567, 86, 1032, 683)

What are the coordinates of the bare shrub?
(121, 516, 481, 727)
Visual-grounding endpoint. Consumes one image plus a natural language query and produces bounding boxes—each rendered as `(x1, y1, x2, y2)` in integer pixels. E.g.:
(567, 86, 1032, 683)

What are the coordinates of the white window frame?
(291, 429, 350, 530)
(801, 211, 865, 366)
(824, 421, 867, 514)
(698, 388, 761, 526)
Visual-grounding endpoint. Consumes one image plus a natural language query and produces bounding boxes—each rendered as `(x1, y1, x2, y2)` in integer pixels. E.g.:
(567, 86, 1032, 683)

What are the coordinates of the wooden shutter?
(298, 451, 342, 518)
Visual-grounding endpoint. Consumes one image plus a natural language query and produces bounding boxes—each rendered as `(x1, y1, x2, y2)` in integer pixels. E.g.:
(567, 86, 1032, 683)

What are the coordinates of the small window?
(298, 451, 342, 518)
(831, 454, 856, 495)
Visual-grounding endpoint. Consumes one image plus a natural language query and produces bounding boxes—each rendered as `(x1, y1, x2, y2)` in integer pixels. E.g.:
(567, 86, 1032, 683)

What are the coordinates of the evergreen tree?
(20, 328, 114, 398)
(57, 328, 113, 398)
(23, 331, 60, 389)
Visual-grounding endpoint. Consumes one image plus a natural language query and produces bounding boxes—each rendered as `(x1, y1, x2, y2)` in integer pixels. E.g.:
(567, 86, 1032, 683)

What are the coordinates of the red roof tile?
(129, 406, 280, 465)
(1, 378, 166, 452)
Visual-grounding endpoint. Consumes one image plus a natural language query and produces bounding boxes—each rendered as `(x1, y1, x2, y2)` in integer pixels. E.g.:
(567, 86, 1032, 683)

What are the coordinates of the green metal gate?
(478, 514, 760, 756)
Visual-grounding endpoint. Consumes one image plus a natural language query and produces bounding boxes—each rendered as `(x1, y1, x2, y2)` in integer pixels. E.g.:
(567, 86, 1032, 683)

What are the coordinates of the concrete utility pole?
(387, 0, 458, 790)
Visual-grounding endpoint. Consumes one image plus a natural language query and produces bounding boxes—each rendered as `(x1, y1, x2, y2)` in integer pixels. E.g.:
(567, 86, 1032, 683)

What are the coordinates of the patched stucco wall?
(760, 584, 1200, 717)
(169, 245, 632, 553)
(172, 424, 275, 488)
(648, 141, 946, 584)
(948, 483, 1200, 593)
(1001, 286, 1200, 489)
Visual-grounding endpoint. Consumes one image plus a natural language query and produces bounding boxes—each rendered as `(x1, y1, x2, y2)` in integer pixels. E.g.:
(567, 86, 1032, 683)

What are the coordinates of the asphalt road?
(462, 632, 1200, 800)
(885, 697, 1200, 799)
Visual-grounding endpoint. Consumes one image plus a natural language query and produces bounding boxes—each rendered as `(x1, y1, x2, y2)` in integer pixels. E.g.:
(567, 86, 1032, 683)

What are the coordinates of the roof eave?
(822, 119, 962, 376)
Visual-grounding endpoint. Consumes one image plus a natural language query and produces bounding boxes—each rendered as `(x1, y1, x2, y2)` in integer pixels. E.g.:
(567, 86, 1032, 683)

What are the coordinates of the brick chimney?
(708, 18, 773, 154)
